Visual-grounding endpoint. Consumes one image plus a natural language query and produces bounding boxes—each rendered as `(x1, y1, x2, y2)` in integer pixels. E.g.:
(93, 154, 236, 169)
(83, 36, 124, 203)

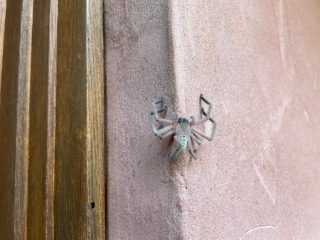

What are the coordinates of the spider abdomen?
(178, 135, 188, 151)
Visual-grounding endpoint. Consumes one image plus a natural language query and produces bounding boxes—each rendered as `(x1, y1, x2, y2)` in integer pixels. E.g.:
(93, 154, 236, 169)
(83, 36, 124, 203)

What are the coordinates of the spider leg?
(188, 138, 197, 159)
(201, 109, 217, 140)
(158, 125, 174, 135)
(148, 110, 175, 136)
(168, 145, 181, 158)
(191, 117, 217, 141)
(160, 130, 175, 139)
(149, 114, 175, 136)
(190, 132, 202, 145)
(149, 97, 176, 136)
(151, 96, 175, 125)
(189, 94, 217, 141)
(152, 96, 167, 117)
(168, 135, 182, 158)
(148, 113, 159, 134)
(157, 116, 174, 125)
(190, 94, 212, 126)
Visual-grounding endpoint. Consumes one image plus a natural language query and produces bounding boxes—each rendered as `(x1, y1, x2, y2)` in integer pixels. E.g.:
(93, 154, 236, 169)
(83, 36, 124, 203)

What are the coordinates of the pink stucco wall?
(106, 0, 320, 239)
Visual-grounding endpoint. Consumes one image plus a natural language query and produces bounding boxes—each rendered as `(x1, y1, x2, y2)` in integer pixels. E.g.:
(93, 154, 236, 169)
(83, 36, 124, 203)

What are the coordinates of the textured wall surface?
(105, 0, 182, 239)
(106, 0, 320, 239)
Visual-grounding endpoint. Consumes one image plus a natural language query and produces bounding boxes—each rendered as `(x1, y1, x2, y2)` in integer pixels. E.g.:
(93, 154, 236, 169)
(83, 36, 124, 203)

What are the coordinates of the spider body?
(148, 94, 216, 159)
(174, 119, 191, 151)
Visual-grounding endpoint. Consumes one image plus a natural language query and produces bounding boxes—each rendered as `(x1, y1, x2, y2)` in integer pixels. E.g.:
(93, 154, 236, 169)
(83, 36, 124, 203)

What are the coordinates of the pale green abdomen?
(179, 135, 188, 151)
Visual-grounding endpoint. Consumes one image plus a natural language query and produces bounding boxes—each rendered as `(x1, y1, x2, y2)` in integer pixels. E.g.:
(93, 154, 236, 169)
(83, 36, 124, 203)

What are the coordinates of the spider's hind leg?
(168, 135, 182, 158)
(168, 145, 181, 158)
(188, 138, 197, 159)
(190, 132, 202, 145)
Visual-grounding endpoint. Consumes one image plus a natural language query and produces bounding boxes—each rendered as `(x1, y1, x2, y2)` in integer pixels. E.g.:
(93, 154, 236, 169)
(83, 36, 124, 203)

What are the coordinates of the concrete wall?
(106, 0, 320, 239)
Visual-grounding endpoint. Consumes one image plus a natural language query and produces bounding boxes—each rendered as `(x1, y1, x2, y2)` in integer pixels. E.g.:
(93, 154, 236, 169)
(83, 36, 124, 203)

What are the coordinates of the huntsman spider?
(148, 94, 217, 159)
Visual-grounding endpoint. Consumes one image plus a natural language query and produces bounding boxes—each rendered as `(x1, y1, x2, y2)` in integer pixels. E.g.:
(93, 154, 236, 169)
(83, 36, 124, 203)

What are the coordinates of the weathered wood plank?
(27, 0, 50, 239)
(0, 0, 23, 238)
(0, 0, 105, 239)
(55, 0, 88, 238)
(14, 0, 34, 239)
(86, 0, 105, 238)
(45, 0, 58, 239)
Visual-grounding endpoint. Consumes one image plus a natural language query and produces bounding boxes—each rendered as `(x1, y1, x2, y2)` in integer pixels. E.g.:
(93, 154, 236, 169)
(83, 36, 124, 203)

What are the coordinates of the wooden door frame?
(0, 0, 106, 239)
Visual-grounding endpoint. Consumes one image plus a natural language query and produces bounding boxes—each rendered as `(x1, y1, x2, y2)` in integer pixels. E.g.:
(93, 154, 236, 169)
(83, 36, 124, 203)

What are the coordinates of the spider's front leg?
(155, 125, 175, 139)
(190, 94, 212, 126)
(151, 96, 175, 125)
(191, 113, 217, 141)
(189, 94, 217, 141)
(149, 96, 176, 138)
(148, 113, 175, 139)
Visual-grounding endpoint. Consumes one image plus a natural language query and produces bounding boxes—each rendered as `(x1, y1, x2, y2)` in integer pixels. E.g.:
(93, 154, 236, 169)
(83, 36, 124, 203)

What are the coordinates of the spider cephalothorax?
(148, 94, 217, 159)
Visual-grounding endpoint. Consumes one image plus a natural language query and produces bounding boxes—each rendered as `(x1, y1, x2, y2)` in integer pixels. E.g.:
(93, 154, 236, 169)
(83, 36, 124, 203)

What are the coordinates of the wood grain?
(0, 0, 23, 238)
(55, 0, 87, 238)
(46, 0, 58, 238)
(28, 0, 50, 239)
(0, 0, 105, 239)
(14, 0, 34, 238)
(86, 0, 105, 238)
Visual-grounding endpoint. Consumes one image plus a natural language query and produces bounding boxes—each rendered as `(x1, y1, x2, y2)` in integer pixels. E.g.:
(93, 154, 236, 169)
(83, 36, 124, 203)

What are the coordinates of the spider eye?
(178, 118, 189, 123)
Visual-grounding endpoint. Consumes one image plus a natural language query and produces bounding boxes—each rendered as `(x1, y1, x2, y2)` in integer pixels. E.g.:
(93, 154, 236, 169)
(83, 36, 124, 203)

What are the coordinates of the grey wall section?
(106, 0, 320, 239)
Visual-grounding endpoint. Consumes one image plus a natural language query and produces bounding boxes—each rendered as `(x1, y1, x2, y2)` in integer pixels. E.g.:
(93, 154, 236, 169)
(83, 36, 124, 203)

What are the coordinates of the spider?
(148, 94, 217, 159)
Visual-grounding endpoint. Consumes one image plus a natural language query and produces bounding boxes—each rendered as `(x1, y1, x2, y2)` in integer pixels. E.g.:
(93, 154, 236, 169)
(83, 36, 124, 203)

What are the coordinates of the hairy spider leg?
(188, 137, 197, 159)
(151, 96, 174, 125)
(152, 96, 166, 118)
(200, 109, 217, 140)
(149, 97, 176, 136)
(148, 111, 175, 139)
(190, 132, 202, 145)
(160, 130, 175, 139)
(190, 94, 213, 126)
(168, 135, 184, 158)
(189, 94, 217, 141)
(148, 112, 173, 134)
(191, 118, 217, 141)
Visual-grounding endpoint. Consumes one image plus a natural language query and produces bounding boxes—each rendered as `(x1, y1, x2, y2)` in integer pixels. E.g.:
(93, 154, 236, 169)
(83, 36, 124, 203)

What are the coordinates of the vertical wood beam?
(14, 0, 34, 238)
(0, 0, 105, 238)
(46, 0, 58, 238)
(0, 0, 23, 238)
(86, 0, 105, 238)
(27, 0, 51, 239)
(55, 0, 93, 238)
